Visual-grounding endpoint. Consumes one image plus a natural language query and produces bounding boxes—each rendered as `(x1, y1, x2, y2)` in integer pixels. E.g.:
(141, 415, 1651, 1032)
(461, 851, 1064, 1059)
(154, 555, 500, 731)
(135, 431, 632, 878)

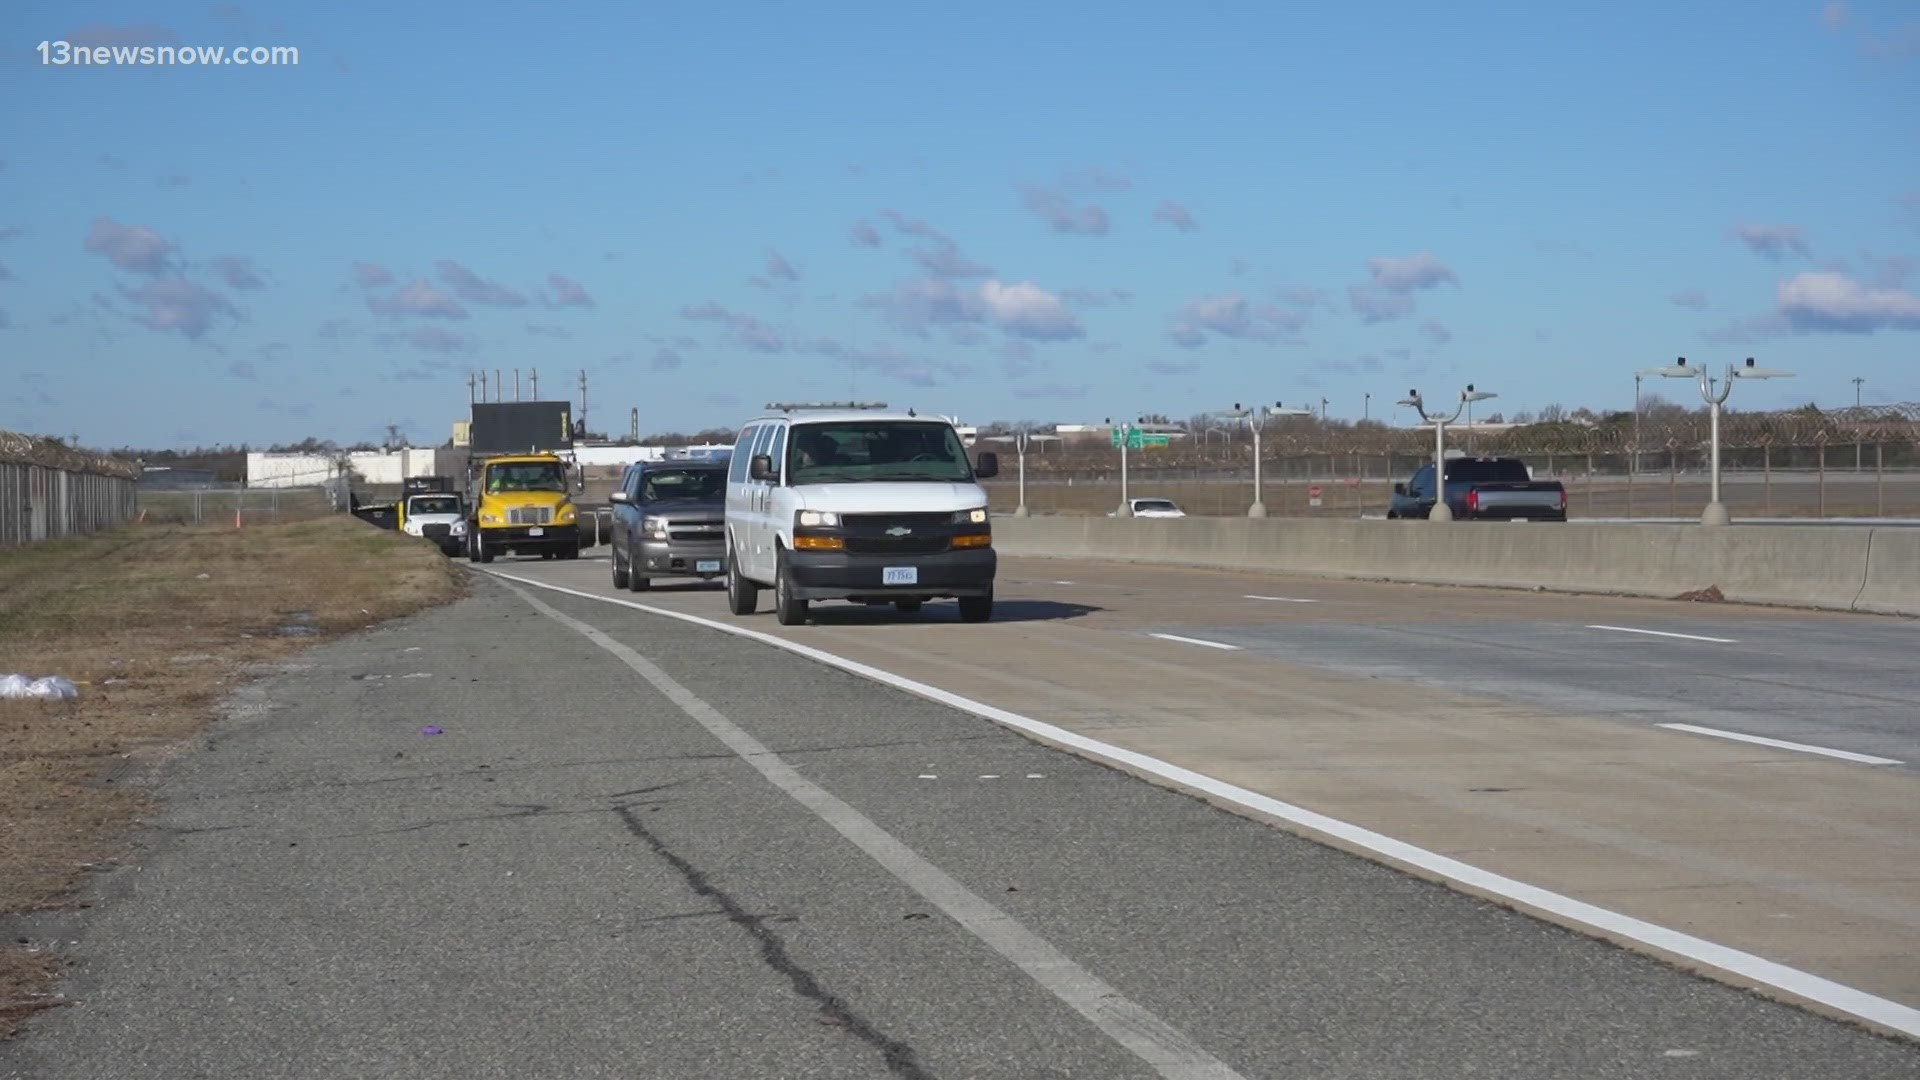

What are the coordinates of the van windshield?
(785, 421, 973, 484)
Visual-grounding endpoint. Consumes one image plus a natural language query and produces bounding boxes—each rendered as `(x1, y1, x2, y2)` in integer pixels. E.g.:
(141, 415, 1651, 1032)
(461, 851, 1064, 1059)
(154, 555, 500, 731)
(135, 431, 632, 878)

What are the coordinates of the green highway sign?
(1110, 428, 1166, 450)
(1141, 434, 1170, 448)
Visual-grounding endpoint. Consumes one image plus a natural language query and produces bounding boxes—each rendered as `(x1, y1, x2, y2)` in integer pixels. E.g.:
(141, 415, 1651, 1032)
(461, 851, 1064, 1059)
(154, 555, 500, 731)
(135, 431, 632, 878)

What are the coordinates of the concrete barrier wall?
(993, 517, 1916, 617)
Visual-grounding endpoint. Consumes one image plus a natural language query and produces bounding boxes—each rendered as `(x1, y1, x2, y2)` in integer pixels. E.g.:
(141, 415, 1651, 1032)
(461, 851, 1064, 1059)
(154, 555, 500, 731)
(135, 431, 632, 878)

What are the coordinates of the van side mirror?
(1393, 482, 1407, 496)
(748, 454, 774, 481)
(609, 491, 629, 504)
(974, 451, 999, 478)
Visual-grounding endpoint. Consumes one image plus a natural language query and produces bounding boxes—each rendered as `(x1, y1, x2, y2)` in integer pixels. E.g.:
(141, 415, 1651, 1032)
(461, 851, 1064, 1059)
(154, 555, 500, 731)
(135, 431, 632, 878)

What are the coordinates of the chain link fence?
(982, 404, 1920, 519)
(0, 430, 141, 546)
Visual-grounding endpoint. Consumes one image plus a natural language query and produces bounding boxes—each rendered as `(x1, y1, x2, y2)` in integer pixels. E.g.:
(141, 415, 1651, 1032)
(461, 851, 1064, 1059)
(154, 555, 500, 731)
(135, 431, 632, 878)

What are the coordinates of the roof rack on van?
(763, 401, 890, 412)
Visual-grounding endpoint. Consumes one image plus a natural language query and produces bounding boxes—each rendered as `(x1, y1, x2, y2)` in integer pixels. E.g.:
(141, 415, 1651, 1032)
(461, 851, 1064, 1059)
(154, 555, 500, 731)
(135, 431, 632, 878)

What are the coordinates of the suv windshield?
(641, 468, 725, 502)
(1444, 459, 1531, 483)
(485, 462, 567, 492)
(409, 496, 460, 515)
(785, 421, 973, 484)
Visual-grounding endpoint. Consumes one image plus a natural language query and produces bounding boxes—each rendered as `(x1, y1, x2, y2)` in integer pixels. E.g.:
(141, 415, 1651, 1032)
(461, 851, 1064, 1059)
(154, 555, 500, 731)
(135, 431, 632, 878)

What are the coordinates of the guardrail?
(0, 431, 140, 546)
(992, 516, 1920, 618)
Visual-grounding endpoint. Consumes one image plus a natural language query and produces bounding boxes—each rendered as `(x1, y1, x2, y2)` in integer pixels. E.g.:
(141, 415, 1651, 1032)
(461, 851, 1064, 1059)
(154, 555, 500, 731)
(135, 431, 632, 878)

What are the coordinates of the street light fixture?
(1647, 356, 1793, 526)
(1223, 401, 1314, 517)
(1397, 384, 1496, 523)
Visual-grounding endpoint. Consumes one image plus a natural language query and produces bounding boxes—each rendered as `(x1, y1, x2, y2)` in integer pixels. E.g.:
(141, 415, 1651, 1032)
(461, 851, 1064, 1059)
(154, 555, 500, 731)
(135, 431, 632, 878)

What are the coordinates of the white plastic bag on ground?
(0, 675, 79, 699)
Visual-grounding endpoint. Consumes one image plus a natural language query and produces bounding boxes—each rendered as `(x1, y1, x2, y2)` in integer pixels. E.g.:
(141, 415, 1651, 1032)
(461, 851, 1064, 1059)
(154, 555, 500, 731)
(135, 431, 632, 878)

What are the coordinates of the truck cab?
(395, 492, 467, 555)
(464, 453, 583, 561)
(722, 406, 999, 625)
(1389, 456, 1568, 521)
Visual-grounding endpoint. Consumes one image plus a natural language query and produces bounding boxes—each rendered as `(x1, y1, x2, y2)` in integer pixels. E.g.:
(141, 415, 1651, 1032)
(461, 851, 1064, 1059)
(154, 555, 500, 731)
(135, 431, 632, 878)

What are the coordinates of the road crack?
(613, 805, 934, 1079)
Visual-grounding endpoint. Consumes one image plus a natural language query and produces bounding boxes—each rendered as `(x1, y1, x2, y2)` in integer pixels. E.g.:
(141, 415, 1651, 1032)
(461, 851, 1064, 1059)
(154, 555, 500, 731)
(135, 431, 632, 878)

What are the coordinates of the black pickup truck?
(1388, 456, 1567, 521)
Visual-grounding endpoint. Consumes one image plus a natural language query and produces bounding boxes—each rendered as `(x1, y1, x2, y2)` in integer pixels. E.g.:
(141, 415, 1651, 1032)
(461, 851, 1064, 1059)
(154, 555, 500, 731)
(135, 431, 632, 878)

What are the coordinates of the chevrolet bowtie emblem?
(885, 526, 912, 536)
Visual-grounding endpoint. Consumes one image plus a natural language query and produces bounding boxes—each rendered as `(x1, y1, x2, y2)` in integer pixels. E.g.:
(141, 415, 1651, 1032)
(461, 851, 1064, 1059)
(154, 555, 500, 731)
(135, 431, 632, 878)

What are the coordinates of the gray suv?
(609, 459, 728, 590)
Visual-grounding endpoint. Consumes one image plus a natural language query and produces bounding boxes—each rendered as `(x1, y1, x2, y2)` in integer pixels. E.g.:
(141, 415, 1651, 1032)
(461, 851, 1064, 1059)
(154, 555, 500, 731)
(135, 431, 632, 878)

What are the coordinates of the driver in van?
(793, 430, 839, 470)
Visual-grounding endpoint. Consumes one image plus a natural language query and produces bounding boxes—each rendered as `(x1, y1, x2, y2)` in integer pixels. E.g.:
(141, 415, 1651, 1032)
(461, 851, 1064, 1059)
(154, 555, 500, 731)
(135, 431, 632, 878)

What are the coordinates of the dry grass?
(0, 515, 464, 1038)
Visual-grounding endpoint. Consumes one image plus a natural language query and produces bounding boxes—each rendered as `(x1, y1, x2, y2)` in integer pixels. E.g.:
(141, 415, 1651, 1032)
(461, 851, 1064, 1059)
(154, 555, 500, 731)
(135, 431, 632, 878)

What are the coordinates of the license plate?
(695, 559, 721, 573)
(528, 527, 544, 536)
(883, 566, 918, 586)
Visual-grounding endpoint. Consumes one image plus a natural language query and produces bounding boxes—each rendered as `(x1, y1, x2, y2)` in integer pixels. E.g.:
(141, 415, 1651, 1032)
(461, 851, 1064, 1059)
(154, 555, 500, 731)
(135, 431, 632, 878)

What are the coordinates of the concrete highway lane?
(498, 552, 1920, 1038)
(6, 566, 1917, 1078)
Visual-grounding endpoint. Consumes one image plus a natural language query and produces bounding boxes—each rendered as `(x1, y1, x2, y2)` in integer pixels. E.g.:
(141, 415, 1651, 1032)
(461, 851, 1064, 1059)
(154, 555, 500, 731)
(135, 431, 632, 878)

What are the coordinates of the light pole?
(1106, 417, 1135, 516)
(1364, 392, 1371, 422)
(1224, 401, 1312, 517)
(1012, 429, 1030, 517)
(1646, 356, 1793, 526)
(1853, 376, 1865, 472)
(1397, 384, 1496, 523)
(1632, 372, 1643, 477)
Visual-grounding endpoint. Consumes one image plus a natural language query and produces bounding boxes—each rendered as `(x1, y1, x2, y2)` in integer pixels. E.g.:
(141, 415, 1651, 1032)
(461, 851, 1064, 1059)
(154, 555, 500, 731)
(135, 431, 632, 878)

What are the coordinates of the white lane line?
(1586, 625, 1737, 644)
(1657, 723, 1904, 766)
(1148, 633, 1243, 651)
(1053, 580, 1076, 586)
(481, 569, 1920, 1042)
(495, 575, 1248, 1080)
(1244, 595, 1318, 603)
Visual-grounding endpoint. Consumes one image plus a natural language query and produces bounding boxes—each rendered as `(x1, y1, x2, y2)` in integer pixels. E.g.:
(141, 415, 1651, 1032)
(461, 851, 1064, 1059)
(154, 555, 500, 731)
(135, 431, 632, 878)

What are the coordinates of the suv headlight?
(953, 507, 989, 525)
(642, 516, 670, 539)
(797, 510, 840, 527)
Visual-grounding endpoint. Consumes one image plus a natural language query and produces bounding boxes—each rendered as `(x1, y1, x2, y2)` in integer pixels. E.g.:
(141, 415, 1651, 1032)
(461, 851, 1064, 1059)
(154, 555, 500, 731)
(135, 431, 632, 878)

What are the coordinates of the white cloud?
(436, 259, 526, 307)
(1020, 185, 1110, 235)
(849, 220, 882, 247)
(1669, 290, 1709, 311)
(1776, 270, 1920, 331)
(977, 280, 1085, 340)
(1732, 223, 1811, 262)
(116, 277, 238, 338)
(370, 279, 466, 319)
(84, 216, 174, 273)
(1169, 292, 1308, 347)
(1152, 201, 1199, 232)
(1348, 252, 1458, 323)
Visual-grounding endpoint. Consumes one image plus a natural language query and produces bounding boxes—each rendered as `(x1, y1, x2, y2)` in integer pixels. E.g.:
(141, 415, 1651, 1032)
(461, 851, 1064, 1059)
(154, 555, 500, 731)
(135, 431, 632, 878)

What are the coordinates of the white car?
(1111, 497, 1185, 518)
(722, 406, 1000, 625)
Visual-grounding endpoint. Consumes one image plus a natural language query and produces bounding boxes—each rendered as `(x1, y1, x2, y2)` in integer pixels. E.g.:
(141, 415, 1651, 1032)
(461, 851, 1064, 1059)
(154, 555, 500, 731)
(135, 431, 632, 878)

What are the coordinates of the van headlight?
(797, 510, 840, 527)
(953, 507, 988, 525)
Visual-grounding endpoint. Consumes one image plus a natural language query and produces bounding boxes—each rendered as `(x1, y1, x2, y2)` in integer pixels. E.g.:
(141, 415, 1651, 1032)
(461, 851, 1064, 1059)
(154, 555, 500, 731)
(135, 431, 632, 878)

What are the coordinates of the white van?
(722, 405, 1000, 625)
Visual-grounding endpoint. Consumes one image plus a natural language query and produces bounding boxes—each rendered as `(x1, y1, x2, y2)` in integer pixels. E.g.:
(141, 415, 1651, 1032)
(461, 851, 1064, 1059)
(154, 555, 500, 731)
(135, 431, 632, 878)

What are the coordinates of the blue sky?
(2, 0, 1917, 449)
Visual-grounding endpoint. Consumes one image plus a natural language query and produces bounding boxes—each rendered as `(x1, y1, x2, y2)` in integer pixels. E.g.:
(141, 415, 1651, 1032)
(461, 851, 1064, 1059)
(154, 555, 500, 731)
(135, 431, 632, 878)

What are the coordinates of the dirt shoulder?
(0, 515, 464, 1037)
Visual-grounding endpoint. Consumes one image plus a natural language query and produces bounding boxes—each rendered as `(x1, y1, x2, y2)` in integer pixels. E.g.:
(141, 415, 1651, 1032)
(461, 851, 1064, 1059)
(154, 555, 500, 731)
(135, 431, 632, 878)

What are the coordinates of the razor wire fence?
(0, 430, 141, 546)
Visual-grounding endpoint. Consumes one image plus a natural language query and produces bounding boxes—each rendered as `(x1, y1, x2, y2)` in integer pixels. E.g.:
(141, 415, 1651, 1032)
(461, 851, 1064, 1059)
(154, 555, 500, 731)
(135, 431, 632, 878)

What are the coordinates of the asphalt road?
(6, 567, 1918, 1077)
(479, 553, 1920, 1025)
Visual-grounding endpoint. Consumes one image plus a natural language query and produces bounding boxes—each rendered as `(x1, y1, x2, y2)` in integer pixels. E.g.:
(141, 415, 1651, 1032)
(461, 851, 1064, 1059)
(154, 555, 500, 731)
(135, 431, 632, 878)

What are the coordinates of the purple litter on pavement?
(420, 725, 443, 736)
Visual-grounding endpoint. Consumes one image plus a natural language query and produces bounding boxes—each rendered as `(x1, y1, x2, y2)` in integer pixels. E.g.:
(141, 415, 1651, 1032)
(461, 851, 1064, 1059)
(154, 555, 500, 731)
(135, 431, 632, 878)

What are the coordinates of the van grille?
(840, 512, 952, 530)
(845, 535, 950, 556)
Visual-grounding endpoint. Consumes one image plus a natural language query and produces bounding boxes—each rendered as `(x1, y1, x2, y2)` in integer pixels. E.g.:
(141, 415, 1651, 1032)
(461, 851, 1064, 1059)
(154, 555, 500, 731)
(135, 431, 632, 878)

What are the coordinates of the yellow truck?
(462, 402, 585, 562)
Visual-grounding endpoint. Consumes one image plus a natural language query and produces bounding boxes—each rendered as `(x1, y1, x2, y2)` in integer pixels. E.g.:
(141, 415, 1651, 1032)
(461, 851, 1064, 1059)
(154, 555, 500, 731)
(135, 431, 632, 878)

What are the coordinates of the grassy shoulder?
(0, 515, 464, 1037)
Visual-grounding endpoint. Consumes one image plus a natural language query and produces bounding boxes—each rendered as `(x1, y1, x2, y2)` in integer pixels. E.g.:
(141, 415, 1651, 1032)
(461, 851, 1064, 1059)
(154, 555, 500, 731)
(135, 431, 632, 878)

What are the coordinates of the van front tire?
(958, 590, 992, 623)
(774, 551, 808, 626)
